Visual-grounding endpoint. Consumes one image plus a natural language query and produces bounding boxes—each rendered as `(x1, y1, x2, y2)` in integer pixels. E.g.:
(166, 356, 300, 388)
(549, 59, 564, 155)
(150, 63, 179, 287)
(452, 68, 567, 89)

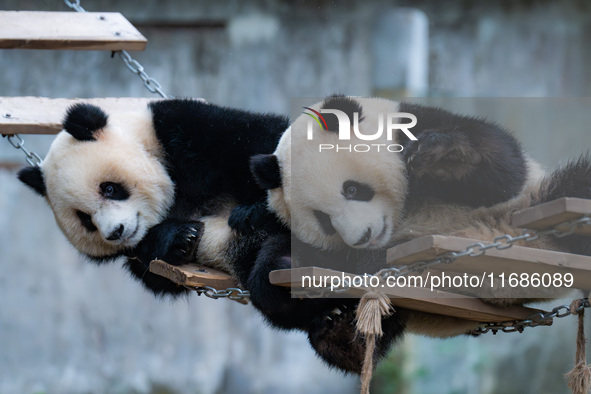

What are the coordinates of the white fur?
(271, 98, 407, 250)
(42, 108, 175, 257)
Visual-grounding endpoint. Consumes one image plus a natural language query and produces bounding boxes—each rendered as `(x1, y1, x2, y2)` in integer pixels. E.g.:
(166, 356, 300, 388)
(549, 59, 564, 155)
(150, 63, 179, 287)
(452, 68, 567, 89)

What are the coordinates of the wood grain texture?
(269, 266, 546, 322)
(149, 260, 238, 289)
(0, 11, 147, 51)
(0, 97, 158, 135)
(512, 197, 591, 235)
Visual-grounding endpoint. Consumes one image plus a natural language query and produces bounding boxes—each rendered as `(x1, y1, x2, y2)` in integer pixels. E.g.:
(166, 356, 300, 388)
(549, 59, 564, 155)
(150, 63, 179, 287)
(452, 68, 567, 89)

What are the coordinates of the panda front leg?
(133, 219, 204, 266)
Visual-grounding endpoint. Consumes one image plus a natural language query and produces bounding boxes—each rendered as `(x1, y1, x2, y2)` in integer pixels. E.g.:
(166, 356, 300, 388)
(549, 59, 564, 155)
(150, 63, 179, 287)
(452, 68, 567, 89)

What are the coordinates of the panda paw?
(228, 202, 274, 234)
(405, 130, 482, 181)
(134, 220, 204, 266)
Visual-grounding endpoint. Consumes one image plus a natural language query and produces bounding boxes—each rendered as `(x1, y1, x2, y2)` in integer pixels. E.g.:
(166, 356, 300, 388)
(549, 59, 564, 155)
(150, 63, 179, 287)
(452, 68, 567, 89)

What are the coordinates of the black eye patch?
(76, 210, 97, 232)
(100, 182, 130, 201)
(342, 180, 375, 201)
(313, 210, 337, 235)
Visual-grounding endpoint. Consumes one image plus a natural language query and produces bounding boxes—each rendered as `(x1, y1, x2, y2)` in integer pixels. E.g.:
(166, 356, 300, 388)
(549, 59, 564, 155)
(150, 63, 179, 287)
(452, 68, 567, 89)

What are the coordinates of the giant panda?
(16, 98, 400, 374)
(250, 95, 591, 355)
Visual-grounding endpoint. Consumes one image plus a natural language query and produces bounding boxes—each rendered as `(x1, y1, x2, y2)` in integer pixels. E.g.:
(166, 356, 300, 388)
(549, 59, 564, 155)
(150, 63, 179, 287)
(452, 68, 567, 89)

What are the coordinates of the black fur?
(17, 166, 46, 196)
(250, 154, 282, 190)
(63, 103, 108, 141)
(320, 95, 364, 132)
(149, 99, 288, 207)
(399, 103, 527, 208)
(537, 155, 591, 256)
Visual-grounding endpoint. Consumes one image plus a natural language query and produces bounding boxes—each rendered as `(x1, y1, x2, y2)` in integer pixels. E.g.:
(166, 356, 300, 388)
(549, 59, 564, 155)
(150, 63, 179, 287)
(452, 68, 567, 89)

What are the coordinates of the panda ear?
(250, 154, 282, 190)
(17, 166, 46, 196)
(63, 103, 108, 141)
(321, 95, 364, 131)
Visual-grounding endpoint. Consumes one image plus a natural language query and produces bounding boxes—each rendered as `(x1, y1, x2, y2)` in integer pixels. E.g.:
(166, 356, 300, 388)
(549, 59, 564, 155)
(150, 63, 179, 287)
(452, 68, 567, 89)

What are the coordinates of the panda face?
(23, 104, 175, 258)
(257, 97, 408, 250)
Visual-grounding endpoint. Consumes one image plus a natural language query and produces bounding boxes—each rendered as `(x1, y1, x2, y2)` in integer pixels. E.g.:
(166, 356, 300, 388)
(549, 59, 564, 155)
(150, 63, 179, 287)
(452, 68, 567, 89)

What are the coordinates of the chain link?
(2, 134, 43, 167)
(184, 285, 251, 303)
(64, 0, 85, 12)
(64, 0, 171, 99)
(473, 298, 590, 335)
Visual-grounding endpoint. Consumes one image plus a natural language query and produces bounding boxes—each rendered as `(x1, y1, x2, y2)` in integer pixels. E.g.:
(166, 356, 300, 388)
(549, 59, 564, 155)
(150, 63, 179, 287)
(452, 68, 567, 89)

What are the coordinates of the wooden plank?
(149, 260, 238, 289)
(269, 267, 546, 323)
(149, 260, 249, 304)
(0, 11, 147, 51)
(0, 97, 157, 135)
(387, 235, 591, 290)
(512, 197, 591, 236)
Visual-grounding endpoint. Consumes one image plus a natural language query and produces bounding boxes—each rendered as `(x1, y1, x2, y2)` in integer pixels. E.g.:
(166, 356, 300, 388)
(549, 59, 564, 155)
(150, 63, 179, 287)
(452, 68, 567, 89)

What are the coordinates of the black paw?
(308, 302, 407, 373)
(405, 130, 482, 181)
(133, 220, 204, 266)
(229, 202, 274, 234)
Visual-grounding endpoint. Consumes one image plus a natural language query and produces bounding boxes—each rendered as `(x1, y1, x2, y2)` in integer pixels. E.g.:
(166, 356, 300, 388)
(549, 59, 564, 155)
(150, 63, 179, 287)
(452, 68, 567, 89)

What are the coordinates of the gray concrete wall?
(1, 0, 591, 393)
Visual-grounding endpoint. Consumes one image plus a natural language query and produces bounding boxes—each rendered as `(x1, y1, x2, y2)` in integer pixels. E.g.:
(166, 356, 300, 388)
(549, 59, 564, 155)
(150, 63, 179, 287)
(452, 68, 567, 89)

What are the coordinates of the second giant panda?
(250, 95, 591, 343)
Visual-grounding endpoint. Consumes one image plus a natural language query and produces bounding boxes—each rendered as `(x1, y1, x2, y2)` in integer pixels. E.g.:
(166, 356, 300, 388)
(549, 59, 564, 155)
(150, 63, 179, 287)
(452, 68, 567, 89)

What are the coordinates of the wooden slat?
(0, 11, 147, 51)
(269, 267, 546, 323)
(387, 235, 591, 290)
(512, 197, 591, 236)
(149, 260, 238, 289)
(0, 97, 157, 135)
(149, 260, 249, 304)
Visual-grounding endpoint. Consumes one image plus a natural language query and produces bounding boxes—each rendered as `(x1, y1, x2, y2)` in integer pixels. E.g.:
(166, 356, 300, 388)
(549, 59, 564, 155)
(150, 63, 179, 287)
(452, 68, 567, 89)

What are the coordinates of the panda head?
(18, 103, 175, 258)
(251, 96, 409, 250)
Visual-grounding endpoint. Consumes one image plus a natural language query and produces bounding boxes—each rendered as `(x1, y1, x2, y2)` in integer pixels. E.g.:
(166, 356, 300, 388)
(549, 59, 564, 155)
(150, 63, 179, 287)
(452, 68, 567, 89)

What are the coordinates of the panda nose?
(107, 224, 124, 241)
(354, 227, 372, 246)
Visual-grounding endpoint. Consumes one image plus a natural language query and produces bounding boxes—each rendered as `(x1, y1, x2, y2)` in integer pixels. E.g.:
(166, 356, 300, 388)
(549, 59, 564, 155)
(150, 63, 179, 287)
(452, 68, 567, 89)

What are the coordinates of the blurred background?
(1, 0, 591, 393)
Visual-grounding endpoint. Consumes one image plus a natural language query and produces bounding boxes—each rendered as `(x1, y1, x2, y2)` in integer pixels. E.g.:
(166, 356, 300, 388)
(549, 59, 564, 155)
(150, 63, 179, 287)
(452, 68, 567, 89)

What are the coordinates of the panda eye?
(342, 180, 374, 201)
(100, 182, 129, 201)
(76, 210, 97, 232)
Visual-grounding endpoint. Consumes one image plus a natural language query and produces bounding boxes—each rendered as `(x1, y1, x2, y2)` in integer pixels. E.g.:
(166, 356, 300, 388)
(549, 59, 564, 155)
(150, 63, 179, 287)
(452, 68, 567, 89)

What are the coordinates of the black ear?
(63, 103, 108, 141)
(321, 94, 364, 131)
(17, 166, 46, 196)
(250, 154, 282, 190)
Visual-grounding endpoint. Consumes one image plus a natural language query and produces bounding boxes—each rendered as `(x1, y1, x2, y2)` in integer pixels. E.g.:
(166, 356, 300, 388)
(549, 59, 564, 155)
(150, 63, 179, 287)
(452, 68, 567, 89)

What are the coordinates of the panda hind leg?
(307, 304, 407, 374)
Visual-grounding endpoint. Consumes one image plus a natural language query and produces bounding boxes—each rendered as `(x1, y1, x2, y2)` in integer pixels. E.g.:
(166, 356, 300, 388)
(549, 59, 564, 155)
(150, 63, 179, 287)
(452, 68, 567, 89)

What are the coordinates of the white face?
(269, 97, 408, 250)
(42, 111, 175, 257)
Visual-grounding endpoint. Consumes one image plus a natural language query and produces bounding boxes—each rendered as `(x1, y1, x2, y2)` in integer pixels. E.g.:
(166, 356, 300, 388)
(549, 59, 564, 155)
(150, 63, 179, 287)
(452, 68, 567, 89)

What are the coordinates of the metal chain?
(63, 0, 171, 99)
(473, 298, 590, 335)
(184, 285, 251, 302)
(1, 134, 43, 167)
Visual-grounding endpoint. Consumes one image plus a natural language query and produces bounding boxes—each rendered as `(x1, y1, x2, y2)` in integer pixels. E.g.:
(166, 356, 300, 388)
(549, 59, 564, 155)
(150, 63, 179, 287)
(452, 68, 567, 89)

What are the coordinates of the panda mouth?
(368, 216, 389, 247)
(124, 223, 140, 243)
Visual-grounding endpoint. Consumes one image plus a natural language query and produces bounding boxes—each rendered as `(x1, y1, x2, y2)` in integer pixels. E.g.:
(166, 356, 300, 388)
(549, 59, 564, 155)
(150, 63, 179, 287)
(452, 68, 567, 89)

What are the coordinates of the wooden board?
(0, 11, 146, 51)
(149, 260, 248, 304)
(0, 97, 158, 135)
(512, 197, 591, 236)
(387, 235, 591, 290)
(269, 267, 546, 323)
(149, 260, 238, 289)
